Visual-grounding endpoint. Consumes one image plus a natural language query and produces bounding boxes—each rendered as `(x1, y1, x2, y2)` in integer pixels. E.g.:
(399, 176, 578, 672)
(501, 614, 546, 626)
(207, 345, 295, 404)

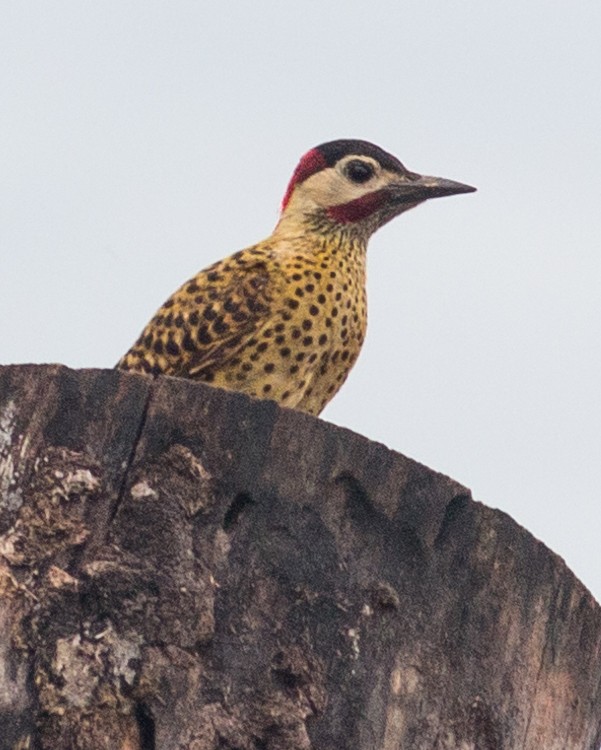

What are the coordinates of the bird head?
(276, 139, 475, 238)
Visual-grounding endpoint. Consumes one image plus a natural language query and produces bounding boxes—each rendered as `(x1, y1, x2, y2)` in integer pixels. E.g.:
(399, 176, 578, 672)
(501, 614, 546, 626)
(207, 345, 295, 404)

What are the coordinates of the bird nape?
(117, 139, 475, 416)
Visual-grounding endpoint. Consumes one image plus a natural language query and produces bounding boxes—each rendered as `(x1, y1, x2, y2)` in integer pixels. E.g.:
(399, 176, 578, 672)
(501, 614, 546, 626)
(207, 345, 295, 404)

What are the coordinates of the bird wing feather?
(118, 249, 281, 378)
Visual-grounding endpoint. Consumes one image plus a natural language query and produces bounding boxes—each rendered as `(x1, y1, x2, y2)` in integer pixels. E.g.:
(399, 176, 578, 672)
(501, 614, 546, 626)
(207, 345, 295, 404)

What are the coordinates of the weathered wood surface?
(0, 364, 600, 750)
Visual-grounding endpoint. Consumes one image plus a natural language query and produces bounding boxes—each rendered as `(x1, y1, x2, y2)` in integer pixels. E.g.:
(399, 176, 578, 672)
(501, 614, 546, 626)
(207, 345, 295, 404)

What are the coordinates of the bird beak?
(387, 174, 476, 205)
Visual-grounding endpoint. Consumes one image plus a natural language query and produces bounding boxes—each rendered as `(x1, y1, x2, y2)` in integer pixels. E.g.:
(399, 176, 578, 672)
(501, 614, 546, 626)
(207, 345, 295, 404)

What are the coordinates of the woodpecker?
(117, 140, 475, 415)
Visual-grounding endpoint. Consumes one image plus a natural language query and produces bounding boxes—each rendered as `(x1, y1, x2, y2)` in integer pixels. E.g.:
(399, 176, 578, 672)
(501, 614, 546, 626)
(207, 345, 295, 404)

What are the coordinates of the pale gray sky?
(2, 2, 600, 600)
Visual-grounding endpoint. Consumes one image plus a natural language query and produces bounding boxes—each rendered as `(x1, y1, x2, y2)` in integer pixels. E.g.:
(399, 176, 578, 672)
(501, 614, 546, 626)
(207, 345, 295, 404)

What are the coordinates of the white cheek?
(293, 168, 392, 210)
(327, 174, 391, 205)
(303, 174, 369, 205)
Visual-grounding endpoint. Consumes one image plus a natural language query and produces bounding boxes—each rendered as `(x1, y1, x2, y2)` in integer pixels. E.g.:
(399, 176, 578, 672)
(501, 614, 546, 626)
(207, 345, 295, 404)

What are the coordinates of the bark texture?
(0, 364, 600, 750)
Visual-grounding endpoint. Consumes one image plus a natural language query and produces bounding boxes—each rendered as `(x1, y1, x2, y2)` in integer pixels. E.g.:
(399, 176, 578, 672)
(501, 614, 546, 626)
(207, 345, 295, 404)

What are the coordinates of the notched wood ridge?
(0, 364, 600, 750)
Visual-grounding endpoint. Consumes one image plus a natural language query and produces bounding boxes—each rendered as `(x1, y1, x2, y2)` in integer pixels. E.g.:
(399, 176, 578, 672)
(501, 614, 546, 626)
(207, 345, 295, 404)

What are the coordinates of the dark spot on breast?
(319, 334, 327, 345)
(262, 328, 273, 338)
(242, 362, 253, 372)
(303, 336, 313, 346)
(207, 271, 220, 282)
(317, 294, 326, 304)
(175, 315, 184, 328)
(153, 339, 164, 354)
(302, 320, 312, 331)
(189, 311, 199, 325)
(225, 335, 242, 349)
(197, 326, 212, 345)
(247, 298, 268, 314)
(224, 298, 239, 313)
(305, 283, 315, 293)
(292, 273, 302, 281)
(182, 332, 196, 352)
(291, 329, 301, 339)
(295, 352, 305, 362)
(257, 342, 268, 353)
(275, 335, 285, 345)
(286, 298, 300, 310)
(264, 363, 275, 373)
(263, 383, 272, 393)
(166, 339, 180, 356)
(280, 347, 291, 357)
(163, 299, 175, 308)
(187, 282, 200, 293)
(341, 350, 350, 361)
(204, 307, 217, 321)
(213, 318, 230, 335)
(309, 305, 319, 316)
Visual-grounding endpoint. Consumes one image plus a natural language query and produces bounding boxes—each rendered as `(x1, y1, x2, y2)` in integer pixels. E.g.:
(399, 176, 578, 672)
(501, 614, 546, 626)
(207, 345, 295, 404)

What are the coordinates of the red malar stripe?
(327, 189, 389, 223)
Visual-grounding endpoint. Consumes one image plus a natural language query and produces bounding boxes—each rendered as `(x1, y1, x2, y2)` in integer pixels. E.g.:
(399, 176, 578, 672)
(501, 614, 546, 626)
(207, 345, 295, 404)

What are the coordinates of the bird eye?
(344, 159, 375, 184)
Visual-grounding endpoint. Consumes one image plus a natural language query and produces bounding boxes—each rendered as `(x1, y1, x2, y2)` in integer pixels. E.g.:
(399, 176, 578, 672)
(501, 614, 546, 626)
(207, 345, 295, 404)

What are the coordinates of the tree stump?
(0, 364, 600, 750)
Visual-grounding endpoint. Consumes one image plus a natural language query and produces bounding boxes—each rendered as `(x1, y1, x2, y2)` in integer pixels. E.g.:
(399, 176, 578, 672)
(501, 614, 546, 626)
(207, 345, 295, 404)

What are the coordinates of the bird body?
(118, 140, 475, 415)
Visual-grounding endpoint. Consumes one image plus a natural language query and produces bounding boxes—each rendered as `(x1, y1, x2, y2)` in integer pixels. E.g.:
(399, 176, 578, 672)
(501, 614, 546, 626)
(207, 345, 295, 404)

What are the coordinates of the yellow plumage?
(118, 140, 474, 415)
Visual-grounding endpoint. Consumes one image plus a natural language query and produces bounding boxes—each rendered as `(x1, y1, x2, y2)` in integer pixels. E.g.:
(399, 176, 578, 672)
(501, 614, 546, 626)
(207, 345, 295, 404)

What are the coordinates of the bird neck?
(269, 210, 368, 290)
(272, 208, 371, 248)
